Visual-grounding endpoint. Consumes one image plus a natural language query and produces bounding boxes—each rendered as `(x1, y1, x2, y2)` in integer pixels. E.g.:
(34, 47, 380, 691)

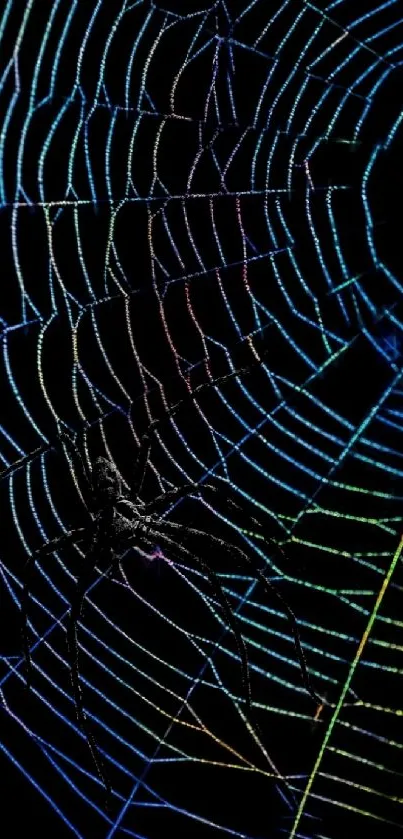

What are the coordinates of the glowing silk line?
(289, 533, 403, 839)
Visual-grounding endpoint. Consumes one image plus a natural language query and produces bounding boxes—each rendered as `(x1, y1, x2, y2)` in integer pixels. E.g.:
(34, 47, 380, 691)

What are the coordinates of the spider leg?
(145, 481, 229, 511)
(132, 431, 152, 498)
(106, 550, 121, 581)
(150, 526, 254, 724)
(21, 528, 87, 691)
(67, 519, 113, 810)
(132, 346, 270, 498)
(58, 430, 97, 509)
(120, 528, 297, 811)
(144, 481, 208, 512)
(145, 481, 289, 566)
(160, 521, 322, 706)
(1, 428, 90, 485)
(1, 442, 52, 481)
(247, 566, 322, 706)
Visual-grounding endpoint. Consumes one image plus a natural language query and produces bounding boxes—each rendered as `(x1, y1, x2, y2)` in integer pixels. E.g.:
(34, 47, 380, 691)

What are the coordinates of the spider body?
(15, 344, 325, 813)
(20, 447, 322, 811)
(91, 457, 155, 549)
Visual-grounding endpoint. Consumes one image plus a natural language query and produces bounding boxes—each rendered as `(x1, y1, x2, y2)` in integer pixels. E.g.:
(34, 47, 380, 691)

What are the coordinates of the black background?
(1, 2, 403, 838)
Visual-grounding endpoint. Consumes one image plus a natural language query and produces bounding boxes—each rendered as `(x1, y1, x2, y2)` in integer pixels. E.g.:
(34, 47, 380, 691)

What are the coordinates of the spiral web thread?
(1, 1, 403, 836)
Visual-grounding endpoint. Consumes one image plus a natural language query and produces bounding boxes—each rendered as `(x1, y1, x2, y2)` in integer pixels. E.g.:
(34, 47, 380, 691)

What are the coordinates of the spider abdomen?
(92, 457, 123, 509)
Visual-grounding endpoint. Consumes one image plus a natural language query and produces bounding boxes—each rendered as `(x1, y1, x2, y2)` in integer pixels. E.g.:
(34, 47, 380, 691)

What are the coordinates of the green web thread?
(289, 533, 403, 839)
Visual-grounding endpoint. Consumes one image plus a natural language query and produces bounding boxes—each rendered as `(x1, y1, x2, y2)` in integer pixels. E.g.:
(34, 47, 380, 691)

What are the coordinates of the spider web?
(0, 0, 403, 836)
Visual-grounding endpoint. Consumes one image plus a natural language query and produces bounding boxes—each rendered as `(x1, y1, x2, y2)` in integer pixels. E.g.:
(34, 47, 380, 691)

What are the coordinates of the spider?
(8, 345, 321, 809)
(20, 443, 322, 811)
